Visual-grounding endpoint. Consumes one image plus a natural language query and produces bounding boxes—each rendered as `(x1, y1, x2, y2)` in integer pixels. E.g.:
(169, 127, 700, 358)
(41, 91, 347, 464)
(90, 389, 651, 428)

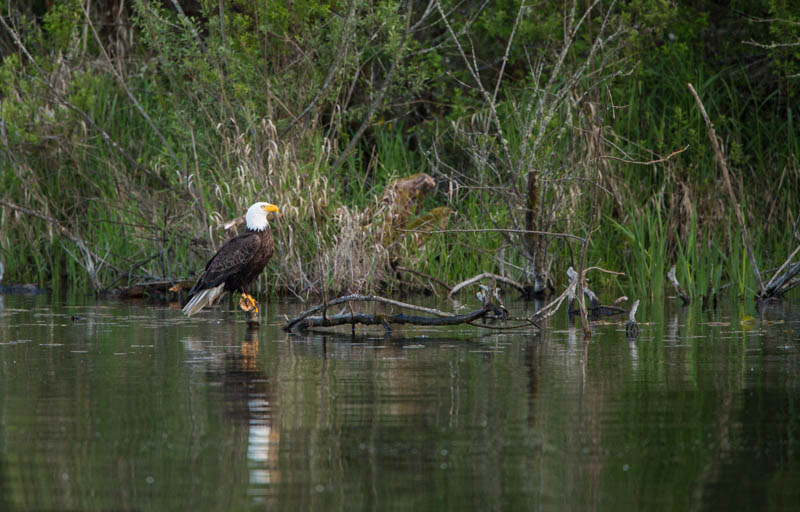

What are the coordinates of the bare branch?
(435, 0, 513, 168)
(742, 39, 800, 49)
(167, 0, 207, 51)
(744, 16, 800, 26)
(491, 0, 525, 106)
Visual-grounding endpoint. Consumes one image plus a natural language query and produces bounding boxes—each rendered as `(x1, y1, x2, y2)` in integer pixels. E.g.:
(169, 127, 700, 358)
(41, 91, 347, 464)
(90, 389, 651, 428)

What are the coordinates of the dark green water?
(0, 294, 799, 511)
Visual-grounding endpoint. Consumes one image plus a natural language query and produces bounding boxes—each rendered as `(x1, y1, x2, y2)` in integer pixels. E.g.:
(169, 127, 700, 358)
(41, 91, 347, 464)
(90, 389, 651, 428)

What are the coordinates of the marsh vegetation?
(1, 0, 798, 305)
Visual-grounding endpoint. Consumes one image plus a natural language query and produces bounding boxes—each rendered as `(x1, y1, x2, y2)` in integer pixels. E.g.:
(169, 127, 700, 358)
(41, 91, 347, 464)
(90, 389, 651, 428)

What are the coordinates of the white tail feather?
(182, 284, 225, 316)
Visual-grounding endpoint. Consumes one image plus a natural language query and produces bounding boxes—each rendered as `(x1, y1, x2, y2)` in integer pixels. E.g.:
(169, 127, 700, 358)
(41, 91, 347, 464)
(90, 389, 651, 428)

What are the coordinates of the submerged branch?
(529, 265, 627, 327)
(763, 262, 800, 298)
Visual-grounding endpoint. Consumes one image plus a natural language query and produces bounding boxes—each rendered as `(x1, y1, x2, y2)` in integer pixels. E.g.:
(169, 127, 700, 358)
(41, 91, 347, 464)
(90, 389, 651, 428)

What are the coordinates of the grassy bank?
(1, 1, 798, 302)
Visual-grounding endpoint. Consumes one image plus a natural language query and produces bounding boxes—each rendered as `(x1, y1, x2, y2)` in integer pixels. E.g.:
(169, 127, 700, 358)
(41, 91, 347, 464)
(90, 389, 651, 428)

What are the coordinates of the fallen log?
(286, 301, 506, 333)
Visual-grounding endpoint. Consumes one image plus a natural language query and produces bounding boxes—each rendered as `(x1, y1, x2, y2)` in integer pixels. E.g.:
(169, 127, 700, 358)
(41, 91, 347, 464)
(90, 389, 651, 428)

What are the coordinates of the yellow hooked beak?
(261, 204, 280, 213)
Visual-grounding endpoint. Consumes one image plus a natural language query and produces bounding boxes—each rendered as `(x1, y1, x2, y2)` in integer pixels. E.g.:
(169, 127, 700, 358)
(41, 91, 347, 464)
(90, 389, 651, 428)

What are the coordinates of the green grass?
(608, 202, 667, 300)
(674, 208, 725, 304)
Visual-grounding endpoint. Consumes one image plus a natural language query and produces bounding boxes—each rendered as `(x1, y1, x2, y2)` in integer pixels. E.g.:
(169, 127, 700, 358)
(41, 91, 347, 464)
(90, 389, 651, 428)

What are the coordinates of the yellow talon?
(239, 293, 259, 313)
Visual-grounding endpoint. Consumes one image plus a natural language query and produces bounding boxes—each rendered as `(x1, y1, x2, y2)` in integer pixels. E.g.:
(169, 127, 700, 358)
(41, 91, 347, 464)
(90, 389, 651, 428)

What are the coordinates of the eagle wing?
(188, 232, 262, 297)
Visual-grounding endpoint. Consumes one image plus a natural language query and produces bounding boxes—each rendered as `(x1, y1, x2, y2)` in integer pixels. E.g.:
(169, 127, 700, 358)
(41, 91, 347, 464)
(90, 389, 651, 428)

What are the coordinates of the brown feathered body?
(182, 228, 274, 316)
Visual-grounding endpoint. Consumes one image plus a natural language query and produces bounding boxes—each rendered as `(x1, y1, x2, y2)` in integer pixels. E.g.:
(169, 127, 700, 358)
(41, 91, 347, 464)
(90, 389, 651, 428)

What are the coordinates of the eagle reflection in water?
(205, 328, 281, 494)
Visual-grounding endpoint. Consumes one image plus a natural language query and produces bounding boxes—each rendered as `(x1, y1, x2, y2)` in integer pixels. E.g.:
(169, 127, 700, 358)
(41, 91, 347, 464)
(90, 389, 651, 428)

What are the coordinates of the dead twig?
(529, 265, 625, 326)
(280, 0, 359, 137)
(600, 145, 689, 165)
(526, 273, 578, 324)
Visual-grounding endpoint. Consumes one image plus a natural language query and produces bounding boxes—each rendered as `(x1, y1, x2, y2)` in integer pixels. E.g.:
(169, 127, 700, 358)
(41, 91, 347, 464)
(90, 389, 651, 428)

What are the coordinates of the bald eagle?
(182, 202, 280, 317)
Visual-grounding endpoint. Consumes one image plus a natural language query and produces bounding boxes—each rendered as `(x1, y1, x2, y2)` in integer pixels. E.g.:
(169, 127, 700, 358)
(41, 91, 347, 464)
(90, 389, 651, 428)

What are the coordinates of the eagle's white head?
(245, 202, 280, 231)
